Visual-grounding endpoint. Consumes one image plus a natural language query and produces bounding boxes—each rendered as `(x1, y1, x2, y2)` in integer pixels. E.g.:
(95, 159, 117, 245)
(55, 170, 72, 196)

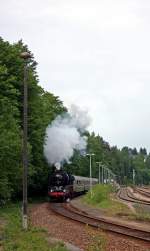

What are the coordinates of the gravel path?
(30, 203, 150, 251)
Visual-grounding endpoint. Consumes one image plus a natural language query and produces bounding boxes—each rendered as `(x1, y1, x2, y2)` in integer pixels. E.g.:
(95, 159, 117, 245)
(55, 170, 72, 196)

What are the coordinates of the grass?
(0, 203, 68, 251)
(82, 184, 133, 217)
(83, 184, 150, 222)
(85, 225, 106, 251)
(131, 204, 150, 222)
(0, 202, 107, 251)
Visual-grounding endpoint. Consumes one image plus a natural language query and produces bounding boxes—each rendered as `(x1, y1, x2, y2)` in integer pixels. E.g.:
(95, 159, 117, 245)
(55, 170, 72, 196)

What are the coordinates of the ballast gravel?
(30, 203, 150, 251)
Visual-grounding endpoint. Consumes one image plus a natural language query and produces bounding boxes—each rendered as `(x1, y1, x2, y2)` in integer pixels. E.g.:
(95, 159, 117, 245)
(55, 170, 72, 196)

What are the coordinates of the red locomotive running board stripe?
(49, 192, 64, 197)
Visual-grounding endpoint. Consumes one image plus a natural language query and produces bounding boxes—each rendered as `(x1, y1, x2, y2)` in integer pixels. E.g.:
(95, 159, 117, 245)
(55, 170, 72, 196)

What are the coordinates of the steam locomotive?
(48, 163, 98, 201)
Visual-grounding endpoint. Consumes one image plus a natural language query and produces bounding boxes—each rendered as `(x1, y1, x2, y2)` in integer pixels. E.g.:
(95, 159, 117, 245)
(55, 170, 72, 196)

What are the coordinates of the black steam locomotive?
(48, 164, 98, 201)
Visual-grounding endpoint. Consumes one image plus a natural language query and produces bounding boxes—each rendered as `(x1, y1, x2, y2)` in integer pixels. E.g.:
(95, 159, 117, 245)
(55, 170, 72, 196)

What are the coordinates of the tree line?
(0, 37, 150, 202)
(66, 133, 150, 186)
(0, 37, 66, 201)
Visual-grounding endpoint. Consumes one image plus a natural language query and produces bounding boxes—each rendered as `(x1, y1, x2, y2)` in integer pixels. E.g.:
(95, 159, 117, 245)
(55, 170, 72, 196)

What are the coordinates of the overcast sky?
(1, 0, 150, 151)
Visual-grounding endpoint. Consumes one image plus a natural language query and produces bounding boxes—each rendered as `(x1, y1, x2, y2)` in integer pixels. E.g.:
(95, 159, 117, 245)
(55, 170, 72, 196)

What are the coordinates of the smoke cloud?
(44, 105, 91, 165)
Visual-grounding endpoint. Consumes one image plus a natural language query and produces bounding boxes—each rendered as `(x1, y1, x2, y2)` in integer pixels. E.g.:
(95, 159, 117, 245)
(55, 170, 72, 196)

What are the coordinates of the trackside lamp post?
(101, 165, 104, 184)
(133, 169, 135, 185)
(86, 153, 95, 198)
(96, 162, 101, 184)
(20, 52, 31, 230)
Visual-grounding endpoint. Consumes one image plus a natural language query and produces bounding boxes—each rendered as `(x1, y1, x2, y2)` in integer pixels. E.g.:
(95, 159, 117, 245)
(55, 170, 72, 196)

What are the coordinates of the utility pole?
(101, 165, 104, 184)
(20, 52, 32, 230)
(106, 168, 108, 184)
(133, 169, 135, 185)
(104, 167, 106, 184)
(96, 162, 101, 184)
(86, 153, 95, 198)
(108, 169, 111, 183)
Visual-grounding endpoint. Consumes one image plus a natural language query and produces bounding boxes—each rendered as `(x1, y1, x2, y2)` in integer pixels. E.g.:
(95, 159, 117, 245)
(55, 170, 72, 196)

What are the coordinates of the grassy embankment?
(83, 184, 150, 221)
(82, 184, 133, 217)
(133, 204, 150, 222)
(0, 203, 68, 251)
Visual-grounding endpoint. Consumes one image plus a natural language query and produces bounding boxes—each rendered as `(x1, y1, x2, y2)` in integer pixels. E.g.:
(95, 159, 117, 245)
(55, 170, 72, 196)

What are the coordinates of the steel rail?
(134, 187, 150, 198)
(118, 188, 150, 206)
(126, 188, 150, 204)
(50, 202, 150, 242)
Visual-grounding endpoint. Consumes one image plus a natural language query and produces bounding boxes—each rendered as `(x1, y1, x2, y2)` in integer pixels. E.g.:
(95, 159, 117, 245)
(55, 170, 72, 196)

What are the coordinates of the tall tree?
(0, 37, 66, 200)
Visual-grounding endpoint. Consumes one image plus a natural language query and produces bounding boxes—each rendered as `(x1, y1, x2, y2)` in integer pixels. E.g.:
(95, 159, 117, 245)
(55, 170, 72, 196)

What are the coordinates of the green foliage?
(0, 203, 68, 251)
(83, 184, 132, 216)
(0, 99, 22, 200)
(132, 204, 150, 222)
(67, 134, 150, 186)
(86, 226, 106, 251)
(0, 37, 66, 201)
(83, 184, 114, 205)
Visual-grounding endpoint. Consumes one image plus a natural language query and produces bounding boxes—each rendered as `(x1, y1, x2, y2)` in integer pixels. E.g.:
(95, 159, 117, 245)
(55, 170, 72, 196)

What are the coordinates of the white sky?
(1, 0, 150, 151)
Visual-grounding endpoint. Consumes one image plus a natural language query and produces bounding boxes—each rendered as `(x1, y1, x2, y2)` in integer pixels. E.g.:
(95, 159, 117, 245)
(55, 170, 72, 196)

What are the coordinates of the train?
(48, 163, 98, 201)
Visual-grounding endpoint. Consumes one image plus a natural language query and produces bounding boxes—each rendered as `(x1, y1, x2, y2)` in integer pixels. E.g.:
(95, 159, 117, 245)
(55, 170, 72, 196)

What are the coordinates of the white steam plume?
(44, 105, 91, 165)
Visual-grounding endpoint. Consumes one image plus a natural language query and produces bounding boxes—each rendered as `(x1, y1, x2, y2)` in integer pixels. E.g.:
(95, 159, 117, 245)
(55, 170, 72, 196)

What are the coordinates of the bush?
(84, 184, 114, 205)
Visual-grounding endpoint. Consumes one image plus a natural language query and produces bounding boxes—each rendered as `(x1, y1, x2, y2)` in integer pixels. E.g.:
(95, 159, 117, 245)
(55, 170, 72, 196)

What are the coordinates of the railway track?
(50, 202, 150, 242)
(118, 187, 150, 206)
(134, 187, 150, 199)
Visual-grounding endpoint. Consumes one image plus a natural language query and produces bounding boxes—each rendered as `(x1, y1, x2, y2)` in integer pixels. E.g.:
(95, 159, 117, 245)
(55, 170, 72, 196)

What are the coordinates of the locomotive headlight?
(63, 189, 66, 192)
(50, 189, 54, 192)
